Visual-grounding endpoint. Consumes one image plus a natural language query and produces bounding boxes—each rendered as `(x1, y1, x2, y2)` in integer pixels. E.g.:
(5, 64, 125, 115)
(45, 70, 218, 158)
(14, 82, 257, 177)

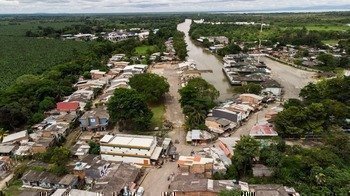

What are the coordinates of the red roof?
(250, 124, 278, 137)
(57, 102, 79, 111)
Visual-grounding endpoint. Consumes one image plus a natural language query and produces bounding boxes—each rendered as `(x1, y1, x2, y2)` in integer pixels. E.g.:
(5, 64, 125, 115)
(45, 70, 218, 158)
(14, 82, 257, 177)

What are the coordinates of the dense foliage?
(179, 78, 219, 129)
(129, 73, 170, 103)
(234, 83, 262, 94)
(36, 147, 71, 176)
(172, 31, 188, 60)
(107, 88, 153, 131)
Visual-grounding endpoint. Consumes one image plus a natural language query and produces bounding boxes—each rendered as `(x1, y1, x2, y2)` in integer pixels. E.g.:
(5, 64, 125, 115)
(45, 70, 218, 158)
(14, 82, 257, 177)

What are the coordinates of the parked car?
(135, 187, 144, 196)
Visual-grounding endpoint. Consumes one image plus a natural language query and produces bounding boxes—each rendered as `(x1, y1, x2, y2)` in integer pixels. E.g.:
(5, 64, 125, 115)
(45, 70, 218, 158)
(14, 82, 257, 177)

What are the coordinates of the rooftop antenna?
(257, 16, 263, 63)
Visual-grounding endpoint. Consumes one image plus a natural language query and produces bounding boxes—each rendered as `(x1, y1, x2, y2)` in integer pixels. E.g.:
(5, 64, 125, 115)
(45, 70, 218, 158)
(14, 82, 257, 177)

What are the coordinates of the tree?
(234, 83, 262, 94)
(107, 88, 153, 131)
(129, 73, 170, 103)
(230, 136, 260, 178)
(179, 78, 219, 129)
(89, 141, 100, 154)
(39, 97, 55, 111)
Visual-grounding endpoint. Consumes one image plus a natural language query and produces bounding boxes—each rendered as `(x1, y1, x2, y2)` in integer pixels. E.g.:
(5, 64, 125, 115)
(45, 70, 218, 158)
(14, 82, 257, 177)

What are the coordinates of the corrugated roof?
(191, 130, 201, 140)
(57, 102, 79, 111)
(2, 130, 27, 143)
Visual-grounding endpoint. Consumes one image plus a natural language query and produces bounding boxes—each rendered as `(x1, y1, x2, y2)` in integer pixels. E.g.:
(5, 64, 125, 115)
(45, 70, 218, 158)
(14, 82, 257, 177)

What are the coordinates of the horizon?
(0, 0, 349, 14)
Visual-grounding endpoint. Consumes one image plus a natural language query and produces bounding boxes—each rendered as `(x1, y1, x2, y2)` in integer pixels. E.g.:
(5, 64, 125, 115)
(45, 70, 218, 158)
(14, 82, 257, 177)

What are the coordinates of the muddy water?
(177, 19, 233, 101)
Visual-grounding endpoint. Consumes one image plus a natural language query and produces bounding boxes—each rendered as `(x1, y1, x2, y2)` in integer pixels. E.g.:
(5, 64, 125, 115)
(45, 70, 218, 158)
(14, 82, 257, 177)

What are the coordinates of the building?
(250, 124, 278, 138)
(0, 145, 16, 156)
(239, 94, 264, 109)
(212, 108, 242, 123)
(248, 184, 299, 196)
(205, 117, 236, 134)
(79, 107, 109, 131)
(100, 134, 162, 165)
(252, 164, 273, 177)
(52, 189, 102, 196)
(73, 155, 110, 185)
(218, 137, 240, 158)
(2, 130, 28, 144)
(91, 163, 141, 195)
(90, 70, 107, 79)
(186, 130, 215, 144)
(169, 174, 239, 196)
(56, 102, 79, 112)
(177, 156, 214, 178)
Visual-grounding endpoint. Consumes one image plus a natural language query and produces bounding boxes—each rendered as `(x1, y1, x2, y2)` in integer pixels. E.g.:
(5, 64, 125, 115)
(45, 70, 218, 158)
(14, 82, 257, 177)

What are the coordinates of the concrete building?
(79, 107, 109, 131)
(2, 130, 28, 144)
(177, 156, 214, 178)
(205, 117, 236, 134)
(100, 134, 161, 165)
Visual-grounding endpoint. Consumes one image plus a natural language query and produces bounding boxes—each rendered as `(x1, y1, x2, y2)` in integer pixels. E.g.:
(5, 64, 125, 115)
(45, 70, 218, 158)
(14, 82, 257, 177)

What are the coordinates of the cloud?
(0, 0, 349, 13)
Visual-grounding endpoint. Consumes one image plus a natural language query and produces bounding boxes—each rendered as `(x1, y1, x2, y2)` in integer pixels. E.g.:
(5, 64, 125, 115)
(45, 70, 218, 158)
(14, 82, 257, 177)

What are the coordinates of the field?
(0, 21, 89, 89)
(135, 45, 157, 55)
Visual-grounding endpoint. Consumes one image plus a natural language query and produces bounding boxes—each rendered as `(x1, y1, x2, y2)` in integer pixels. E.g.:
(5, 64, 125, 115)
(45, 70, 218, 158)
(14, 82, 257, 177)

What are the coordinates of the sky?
(0, 0, 349, 14)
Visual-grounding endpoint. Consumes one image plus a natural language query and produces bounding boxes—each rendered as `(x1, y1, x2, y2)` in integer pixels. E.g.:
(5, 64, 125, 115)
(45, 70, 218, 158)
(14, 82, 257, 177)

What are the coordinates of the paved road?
(263, 57, 316, 100)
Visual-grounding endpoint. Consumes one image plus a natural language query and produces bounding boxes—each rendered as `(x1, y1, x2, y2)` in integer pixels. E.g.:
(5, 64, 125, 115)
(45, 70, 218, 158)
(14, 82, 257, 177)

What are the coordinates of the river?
(177, 19, 234, 101)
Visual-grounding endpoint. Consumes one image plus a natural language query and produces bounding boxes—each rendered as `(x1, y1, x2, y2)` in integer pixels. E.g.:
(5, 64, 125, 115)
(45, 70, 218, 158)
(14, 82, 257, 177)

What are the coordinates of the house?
(0, 156, 12, 172)
(71, 141, 90, 159)
(31, 137, 55, 153)
(0, 145, 16, 156)
(21, 170, 61, 189)
(239, 94, 264, 109)
(90, 70, 107, 79)
(169, 174, 239, 196)
(218, 137, 240, 158)
(250, 124, 278, 138)
(56, 102, 79, 112)
(91, 163, 141, 195)
(52, 189, 102, 196)
(74, 79, 107, 90)
(186, 130, 215, 145)
(177, 156, 214, 178)
(205, 117, 236, 134)
(123, 64, 148, 74)
(248, 184, 299, 196)
(211, 108, 242, 123)
(99, 134, 161, 165)
(79, 107, 109, 131)
(58, 174, 78, 189)
(262, 87, 283, 97)
(68, 89, 94, 107)
(73, 155, 110, 185)
(2, 130, 28, 144)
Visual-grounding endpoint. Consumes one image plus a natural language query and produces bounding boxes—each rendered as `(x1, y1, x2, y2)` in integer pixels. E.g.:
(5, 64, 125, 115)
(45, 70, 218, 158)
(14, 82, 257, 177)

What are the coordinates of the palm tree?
(0, 128, 9, 142)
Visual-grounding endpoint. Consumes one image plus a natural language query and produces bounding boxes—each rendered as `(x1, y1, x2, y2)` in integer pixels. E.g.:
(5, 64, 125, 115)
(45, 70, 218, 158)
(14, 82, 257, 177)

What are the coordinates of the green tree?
(89, 141, 100, 155)
(107, 88, 153, 131)
(129, 73, 170, 103)
(179, 78, 219, 129)
(234, 83, 262, 94)
(230, 136, 260, 178)
(219, 189, 242, 196)
(39, 97, 56, 111)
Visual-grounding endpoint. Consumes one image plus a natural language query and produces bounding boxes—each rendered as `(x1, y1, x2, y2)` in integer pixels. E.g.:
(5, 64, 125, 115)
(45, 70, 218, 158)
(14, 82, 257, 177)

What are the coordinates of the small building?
(250, 124, 278, 138)
(212, 108, 242, 123)
(21, 170, 61, 189)
(169, 174, 239, 196)
(79, 107, 109, 131)
(90, 70, 107, 79)
(73, 155, 110, 185)
(177, 156, 214, 178)
(52, 189, 102, 196)
(100, 134, 160, 165)
(58, 174, 78, 189)
(218, 137, 240, 158)
(239, 94, 264, 109)
(91, 163, 141, 195)
(186, 130, 215, 145)
(31, 137, 55, 153)
(56, 102, 79, 112)
(205, 117, 237, 134)
(0, 145, 16, 156)
(248, 184, 299, 196)
(0, 156, 12, 172)
(2, 130, 28, 144)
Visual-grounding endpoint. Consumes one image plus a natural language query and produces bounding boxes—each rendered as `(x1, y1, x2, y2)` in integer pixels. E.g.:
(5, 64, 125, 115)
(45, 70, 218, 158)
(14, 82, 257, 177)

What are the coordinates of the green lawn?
(135, 45, 156, 55)
(3, 179, 22, 196)
(150, 104, 165, 129)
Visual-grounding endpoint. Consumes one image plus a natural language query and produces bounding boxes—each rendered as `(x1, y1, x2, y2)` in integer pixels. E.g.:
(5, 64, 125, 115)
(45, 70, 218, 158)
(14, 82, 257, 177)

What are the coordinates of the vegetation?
(179, 78, 219, 129)
(173, 31, 188, 60)
(88, 141, 100, 155)
(35, 147, 71, 176)
(129, 73, 170, 103)
(150, 104, 166, 128)
(107, 88, 153, 131)
(234, 83, 262, 94)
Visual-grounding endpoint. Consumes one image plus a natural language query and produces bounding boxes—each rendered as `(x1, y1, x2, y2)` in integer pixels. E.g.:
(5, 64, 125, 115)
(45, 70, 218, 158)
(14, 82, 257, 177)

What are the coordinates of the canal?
(177, 19, 234, 101)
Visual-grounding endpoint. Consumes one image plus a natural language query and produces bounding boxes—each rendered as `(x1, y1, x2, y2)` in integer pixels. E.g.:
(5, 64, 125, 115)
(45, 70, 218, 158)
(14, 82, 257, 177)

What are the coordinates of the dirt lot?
(263, 57, 316, 100)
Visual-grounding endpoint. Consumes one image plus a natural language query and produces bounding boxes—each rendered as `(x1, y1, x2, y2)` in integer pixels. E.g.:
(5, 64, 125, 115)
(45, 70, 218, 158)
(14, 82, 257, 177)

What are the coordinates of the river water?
(177, 19, 234, 101)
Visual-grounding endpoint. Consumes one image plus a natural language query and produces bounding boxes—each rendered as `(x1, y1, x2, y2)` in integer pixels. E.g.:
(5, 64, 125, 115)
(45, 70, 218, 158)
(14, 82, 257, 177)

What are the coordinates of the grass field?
(150, 103, 165, 129)
(135, 45, 157, 55)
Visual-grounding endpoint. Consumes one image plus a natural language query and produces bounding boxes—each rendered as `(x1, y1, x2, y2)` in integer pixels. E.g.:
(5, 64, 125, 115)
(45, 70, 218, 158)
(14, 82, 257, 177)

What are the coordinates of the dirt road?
(141, 62, 198, 196)
(263, 57, 316, 99)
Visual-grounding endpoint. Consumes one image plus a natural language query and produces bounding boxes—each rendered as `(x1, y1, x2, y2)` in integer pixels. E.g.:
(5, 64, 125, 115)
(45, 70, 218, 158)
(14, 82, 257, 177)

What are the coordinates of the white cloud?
(0, 0, 349, 13)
